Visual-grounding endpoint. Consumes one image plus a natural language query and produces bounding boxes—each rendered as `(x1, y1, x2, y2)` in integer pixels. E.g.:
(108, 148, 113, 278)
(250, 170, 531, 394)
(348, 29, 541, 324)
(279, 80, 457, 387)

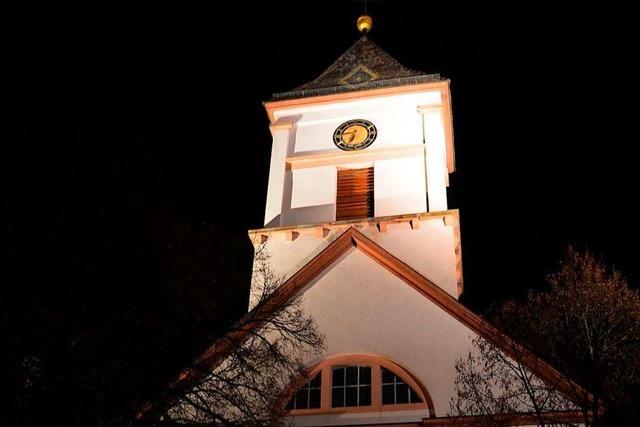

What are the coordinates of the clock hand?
(343, 130, 357, 143)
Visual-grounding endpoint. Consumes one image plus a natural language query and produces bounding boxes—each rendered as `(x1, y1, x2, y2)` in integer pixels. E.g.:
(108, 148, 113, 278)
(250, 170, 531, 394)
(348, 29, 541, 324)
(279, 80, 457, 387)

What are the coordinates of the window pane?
(359, 366, 371, 385)
(382, 384, 395, 404)
(346, 366, 359, 385)
(345, 386, 358, 406)
(396, 383, 409, 404)
(310, 373, 321, 388)
(380, 366, 425, 406)
(295, 388, 308, 408)
(359, 385, 371, 406)
(381, 367, 394, 384)
(332, 367, 344, 386)
(332, 366, 375, 408)
(410, 388, 423, 404)
(285, 373, 322, 411)
(309, 388, 321, 409)
(332, 387, 344, 407)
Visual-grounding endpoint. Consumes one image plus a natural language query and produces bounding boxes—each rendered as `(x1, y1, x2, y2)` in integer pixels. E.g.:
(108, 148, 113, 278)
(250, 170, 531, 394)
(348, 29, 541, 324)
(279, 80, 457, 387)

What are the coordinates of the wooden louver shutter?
(336, 167, 374, 221)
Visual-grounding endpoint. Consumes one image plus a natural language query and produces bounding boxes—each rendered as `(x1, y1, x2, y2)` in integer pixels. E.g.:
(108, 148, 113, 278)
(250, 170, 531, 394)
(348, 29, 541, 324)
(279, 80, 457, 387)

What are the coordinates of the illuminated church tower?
(238, 18, 581, 427)
(132, 17, 583, 427)
(247, 18, 467, 425)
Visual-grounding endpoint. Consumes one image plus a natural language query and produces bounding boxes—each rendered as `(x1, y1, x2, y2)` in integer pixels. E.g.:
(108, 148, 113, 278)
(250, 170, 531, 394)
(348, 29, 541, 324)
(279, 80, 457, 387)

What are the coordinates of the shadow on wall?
(282, 204, 336, 227)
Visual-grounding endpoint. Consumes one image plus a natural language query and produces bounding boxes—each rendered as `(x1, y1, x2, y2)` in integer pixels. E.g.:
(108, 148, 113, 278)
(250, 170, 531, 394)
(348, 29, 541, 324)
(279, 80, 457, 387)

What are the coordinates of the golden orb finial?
(357, 15, 373, 34)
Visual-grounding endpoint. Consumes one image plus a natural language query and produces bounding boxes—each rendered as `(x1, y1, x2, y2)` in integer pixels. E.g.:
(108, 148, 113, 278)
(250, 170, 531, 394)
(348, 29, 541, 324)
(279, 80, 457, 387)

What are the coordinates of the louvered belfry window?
(336, 167, 374, 221)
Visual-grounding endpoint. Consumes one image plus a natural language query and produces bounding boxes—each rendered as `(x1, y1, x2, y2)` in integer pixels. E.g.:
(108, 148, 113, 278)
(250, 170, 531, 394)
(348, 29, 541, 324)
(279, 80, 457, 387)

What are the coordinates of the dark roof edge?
(271, 73, 442, 101)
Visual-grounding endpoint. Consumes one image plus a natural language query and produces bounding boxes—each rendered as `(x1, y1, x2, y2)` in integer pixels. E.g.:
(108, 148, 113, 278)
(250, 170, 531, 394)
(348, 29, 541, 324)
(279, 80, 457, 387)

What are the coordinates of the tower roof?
(272, 36, 441, 100)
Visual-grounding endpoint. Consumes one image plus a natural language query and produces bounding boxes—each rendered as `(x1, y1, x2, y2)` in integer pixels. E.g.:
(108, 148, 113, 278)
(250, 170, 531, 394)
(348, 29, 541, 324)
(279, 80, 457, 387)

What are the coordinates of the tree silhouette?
(137, 243, 324, 426)
(450, 248, 640, 426)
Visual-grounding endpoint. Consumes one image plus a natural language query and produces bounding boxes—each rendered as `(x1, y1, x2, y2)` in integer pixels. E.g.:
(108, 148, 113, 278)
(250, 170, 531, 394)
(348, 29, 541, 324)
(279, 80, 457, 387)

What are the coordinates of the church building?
(138, 15, 586, 427)
(244, 16, 582, 427)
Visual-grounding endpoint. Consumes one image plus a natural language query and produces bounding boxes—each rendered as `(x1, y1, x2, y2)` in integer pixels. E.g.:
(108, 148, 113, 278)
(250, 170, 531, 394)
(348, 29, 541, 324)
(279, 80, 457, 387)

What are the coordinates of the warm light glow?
(357, 15, 373, 33)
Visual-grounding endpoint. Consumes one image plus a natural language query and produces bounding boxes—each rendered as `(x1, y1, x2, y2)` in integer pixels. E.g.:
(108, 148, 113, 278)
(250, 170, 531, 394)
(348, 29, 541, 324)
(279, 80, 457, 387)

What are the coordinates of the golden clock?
(333, 119, 377, 151)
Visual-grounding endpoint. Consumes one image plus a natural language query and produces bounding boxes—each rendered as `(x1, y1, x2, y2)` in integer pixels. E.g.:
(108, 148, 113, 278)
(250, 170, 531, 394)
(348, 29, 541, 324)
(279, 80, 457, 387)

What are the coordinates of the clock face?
(333, 119, 377, 151)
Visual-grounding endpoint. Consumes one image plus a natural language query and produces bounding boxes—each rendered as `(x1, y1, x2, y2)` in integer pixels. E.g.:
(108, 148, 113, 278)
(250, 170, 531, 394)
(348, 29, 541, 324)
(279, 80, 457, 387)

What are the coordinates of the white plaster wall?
(284, 166, 337, 225)
(264, 126, 293, 227)
(421, 107, 448, 212)
(293, 107, 423, 155)
(361, 220, 457, 297)
(274, 91, 442, 135)
(249, 218, 458, 309)
(248, 229, 349, 310)
(283, 91, 441, 156)
(374, 157, 427, 217)
(291, 167, 337, 209)
(265, 89, 448, 227)
(291, 248, 476, 425)
(280, 153, 430, 226)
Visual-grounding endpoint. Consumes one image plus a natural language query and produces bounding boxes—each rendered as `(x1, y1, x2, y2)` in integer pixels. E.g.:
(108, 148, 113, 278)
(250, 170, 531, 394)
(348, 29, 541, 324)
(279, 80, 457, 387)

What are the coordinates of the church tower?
(254, 34, 462, 293)
(249, 18, 465, 425)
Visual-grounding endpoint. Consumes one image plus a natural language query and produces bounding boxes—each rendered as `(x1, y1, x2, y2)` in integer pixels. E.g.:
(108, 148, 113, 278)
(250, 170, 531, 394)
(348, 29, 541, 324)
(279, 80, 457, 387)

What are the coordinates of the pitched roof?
(272, 36, 441, 100)
(136, 227, 590, 421)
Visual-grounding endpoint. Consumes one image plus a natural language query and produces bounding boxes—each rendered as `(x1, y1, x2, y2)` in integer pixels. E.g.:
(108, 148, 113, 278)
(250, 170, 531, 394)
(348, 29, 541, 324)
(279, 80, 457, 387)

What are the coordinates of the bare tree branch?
(139, 242, 325, 426)
(450, 248, 640, 426)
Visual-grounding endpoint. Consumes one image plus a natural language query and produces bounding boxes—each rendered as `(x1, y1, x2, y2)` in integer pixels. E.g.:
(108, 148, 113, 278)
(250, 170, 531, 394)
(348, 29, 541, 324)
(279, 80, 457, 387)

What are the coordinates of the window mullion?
(356, 367, 360, 406)
(343, 367, 346, 407)
(394, 374, 397, 404)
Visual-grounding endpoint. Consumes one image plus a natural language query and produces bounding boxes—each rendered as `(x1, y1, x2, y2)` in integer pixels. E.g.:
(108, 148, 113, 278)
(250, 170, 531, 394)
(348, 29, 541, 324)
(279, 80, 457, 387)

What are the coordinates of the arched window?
(281, 354, 434, 417)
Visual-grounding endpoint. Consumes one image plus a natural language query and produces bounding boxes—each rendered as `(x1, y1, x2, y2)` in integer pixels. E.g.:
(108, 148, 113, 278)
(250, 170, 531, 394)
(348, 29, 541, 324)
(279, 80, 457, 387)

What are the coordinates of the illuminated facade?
(246, 30, 583, 426)
(132, 19, 588, 427)
(250, 34, 466, 425)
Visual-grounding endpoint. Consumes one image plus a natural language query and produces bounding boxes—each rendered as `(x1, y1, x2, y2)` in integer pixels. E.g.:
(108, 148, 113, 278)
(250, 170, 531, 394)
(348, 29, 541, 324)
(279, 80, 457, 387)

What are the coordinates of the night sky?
(9, 2, 640, 305)
(6, 0, 640, 355)
(7, 2, 640, 307)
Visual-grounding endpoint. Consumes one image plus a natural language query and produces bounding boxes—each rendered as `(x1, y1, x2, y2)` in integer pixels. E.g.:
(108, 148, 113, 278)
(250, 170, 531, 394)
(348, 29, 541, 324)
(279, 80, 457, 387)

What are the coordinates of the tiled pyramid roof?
(272, 36, 441, 100)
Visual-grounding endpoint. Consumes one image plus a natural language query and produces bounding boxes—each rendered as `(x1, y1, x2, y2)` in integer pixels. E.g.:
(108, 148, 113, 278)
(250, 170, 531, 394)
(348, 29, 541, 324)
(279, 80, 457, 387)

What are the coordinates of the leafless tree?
(137, 242, 325, 426)
(450, 336, 579, 427)
(450, 248, 640, 426)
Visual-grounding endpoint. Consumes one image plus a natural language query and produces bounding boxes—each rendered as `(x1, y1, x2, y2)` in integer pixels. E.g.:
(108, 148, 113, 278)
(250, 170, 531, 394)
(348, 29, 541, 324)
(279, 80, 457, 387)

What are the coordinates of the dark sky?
(8, 1, 640, 312)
